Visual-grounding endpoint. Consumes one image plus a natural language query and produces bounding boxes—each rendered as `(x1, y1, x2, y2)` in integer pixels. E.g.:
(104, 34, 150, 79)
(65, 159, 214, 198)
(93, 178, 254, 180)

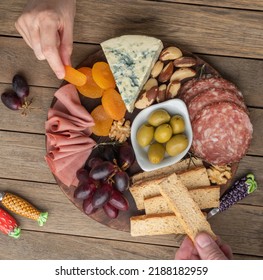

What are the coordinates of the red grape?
(118, 143, 135, 170)
(101, 145, 117, 162)
(89, 161, 117, 180)
(92, 182, 112, 208)
(83, 196, 97, 215)
(103, 202, 119, 219)
(76, 168, 89, 182)
(1, 91, 22, 110)
(109, 189, 129, 211)
(74, 177, 97, 200)
(12, 74, 29, 100)
(114, 170, 130, 192)
(87, 157, 103, 169)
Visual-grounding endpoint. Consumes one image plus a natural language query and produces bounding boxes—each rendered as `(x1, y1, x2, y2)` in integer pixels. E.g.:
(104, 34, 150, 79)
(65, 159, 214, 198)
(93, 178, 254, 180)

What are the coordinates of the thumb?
(195, 232, 228, 260)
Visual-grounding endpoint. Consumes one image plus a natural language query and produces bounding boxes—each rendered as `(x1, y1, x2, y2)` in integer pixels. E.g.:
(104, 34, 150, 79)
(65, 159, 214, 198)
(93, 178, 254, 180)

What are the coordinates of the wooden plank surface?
(1, 37, 263, 108)
(155, 0, 263, 11)
(0, 0, 262, 261)
(1, 1, 263, 58)
(0, 229, 259, 260)
(0, 128, 262, 184)
(0, 177, 261, 248)
(0, 74, 262, 156)
(0, 131, 54, 183)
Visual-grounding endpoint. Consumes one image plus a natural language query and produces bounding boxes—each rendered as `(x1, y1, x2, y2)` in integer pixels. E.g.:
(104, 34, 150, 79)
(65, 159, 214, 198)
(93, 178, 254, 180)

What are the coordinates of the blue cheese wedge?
(101, 35, 163, 113)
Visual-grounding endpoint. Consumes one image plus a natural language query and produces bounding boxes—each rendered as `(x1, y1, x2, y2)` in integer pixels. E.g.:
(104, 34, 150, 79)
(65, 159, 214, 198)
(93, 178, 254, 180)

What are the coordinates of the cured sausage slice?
(188, 87, 248, 121)
(181, 77, 243, 105)
(179, 78, 198, 98)
(191, 101, 253, 165)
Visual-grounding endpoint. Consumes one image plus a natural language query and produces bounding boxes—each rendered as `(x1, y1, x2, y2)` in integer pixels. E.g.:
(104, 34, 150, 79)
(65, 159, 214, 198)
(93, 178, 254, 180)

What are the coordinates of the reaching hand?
(15, 0, 76, 79)
(175, 232, 233, 260)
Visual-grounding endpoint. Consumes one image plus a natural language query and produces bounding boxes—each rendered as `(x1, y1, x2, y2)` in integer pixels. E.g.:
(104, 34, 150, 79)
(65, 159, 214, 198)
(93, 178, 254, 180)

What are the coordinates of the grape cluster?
(74, 142, 135, 219)
(1, 74, 30, 112)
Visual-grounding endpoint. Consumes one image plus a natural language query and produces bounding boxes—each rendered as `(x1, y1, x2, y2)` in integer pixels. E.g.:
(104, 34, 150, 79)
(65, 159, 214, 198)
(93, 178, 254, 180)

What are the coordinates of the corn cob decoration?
(0, 192, 48, 226)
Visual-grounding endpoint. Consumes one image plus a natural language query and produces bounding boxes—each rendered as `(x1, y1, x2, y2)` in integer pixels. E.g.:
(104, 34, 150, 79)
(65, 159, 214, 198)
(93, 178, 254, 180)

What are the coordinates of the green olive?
(170, 115, 185, 134)
(166, 134, 188, 156)
(148, 142, 165, 164)
(136, 123, 154, 147)
(148, 109, 171, 127)
(154, 123, 173, 143)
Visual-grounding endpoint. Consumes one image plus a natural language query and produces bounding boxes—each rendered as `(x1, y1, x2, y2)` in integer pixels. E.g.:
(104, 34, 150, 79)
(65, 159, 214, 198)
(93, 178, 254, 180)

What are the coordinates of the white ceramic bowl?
(131, 99, 193, 172)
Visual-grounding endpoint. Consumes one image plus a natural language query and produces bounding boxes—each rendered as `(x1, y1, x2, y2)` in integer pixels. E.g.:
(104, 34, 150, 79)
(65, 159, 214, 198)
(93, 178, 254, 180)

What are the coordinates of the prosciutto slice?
(45, 84, 96, 187)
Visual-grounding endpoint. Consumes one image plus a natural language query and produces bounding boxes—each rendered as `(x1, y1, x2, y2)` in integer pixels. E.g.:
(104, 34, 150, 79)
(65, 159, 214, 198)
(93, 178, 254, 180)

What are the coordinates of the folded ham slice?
(45, 84, 96, 187)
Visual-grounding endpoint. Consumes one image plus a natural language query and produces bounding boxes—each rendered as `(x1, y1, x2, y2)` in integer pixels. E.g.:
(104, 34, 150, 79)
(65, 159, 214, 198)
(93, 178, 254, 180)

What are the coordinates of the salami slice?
(181, 77, 243, 105)
(191, 101, 253, 165)
(188, 87, 248, 121)
(178, 74, 215, 97)
(179, 78, 197, 98)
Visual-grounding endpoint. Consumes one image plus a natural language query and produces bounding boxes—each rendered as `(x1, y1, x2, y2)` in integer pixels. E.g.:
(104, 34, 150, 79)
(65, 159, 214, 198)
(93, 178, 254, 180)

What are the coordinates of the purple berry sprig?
(219, 173, 257, 212)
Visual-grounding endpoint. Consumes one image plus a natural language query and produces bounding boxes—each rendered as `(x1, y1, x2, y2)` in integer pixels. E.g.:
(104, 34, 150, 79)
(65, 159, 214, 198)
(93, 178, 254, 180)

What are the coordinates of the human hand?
(15, 0, 76, 79)
(175, 232, 233, 260)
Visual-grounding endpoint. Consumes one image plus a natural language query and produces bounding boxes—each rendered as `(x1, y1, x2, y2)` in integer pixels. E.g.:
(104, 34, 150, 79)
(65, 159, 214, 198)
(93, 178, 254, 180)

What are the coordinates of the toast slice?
(130, 213, 184, 236)
(144, 186, 220, 214)
(130, 166, 210, 210)
(132, 157, 203, 184)
(159, 173, 216, 241)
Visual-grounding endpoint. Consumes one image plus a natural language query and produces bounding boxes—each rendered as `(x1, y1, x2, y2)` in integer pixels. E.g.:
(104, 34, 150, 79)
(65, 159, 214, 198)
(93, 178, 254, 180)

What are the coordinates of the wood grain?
(0, 37, 97, 89)
(0, 0, 262, 260)
(154, 0, 263, 11)
(0, 122, 262, 183)
(1, 0, 263, 58)
(0, 229, 258, 260)
(0, 230, 176, 260)
(1, 96, 262, 155)
(0, 131, 55, 183)
(1, 37, 263, 108)
(0, 176, 262, 257)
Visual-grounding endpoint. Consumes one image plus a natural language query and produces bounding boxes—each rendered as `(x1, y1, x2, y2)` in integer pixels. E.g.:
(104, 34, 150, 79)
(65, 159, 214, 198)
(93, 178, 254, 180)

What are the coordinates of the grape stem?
(106, 164, 120, 183)
(20, 97, 40, 116)
(92, 141, 121, 150)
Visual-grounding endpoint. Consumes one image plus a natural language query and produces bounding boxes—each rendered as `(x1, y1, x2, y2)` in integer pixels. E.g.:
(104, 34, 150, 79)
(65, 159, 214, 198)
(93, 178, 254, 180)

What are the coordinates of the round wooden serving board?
(49, 44, 238, 232)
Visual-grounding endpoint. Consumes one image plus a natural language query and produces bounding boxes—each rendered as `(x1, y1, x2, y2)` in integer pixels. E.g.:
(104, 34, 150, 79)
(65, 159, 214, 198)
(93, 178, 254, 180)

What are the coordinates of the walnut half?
(109, 118, 131, 143)
(207, 165, 232, 185)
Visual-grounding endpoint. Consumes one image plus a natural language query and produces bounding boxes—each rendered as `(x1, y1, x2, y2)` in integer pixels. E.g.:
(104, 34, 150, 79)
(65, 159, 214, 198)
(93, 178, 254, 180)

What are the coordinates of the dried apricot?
(90, 105, 113, 136)
(92, 62, 116, 90)
(64, 65, 87, 86)
(76, 67, 104, 98)
(101, 88, 126, 121)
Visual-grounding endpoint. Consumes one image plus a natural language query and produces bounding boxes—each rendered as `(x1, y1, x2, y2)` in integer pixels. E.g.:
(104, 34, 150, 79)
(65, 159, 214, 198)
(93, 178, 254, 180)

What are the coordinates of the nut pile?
(207, 165, 232, 185)
(109, 118, 131, 143)
(135, 46, 197, 109)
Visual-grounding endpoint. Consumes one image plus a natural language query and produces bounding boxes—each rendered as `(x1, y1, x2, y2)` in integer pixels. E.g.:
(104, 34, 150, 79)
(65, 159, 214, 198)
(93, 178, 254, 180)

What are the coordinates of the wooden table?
(0, 0, 262, 260)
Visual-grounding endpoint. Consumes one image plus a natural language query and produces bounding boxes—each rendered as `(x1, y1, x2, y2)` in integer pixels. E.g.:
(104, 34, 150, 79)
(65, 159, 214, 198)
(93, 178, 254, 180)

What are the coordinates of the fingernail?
(195, 233, 213, 248)
(56, 72, 65, 80)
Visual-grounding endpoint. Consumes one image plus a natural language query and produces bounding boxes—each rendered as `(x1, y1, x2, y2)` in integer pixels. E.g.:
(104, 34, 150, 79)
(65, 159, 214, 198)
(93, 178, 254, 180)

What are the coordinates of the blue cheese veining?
(101, 35, 163, 113)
